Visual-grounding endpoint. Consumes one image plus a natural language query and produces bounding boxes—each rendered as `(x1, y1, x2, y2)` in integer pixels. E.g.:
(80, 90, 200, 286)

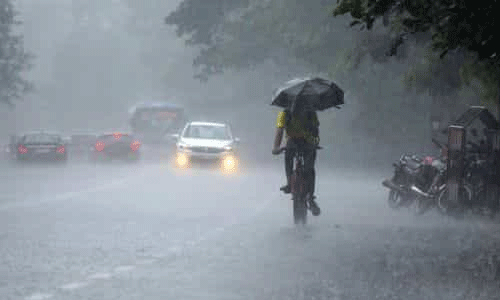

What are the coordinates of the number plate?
(36, 148, 51, 153)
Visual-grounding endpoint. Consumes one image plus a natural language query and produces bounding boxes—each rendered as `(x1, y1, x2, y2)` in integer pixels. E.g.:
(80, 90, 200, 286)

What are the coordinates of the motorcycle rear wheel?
(388, 189, 402, 209)
(437, 184, 472, 219)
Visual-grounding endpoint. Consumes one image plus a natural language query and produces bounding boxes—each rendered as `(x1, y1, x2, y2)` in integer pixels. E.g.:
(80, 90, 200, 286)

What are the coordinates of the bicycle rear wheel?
(293, 198, 307, 225)
(291, 171, 307, 224)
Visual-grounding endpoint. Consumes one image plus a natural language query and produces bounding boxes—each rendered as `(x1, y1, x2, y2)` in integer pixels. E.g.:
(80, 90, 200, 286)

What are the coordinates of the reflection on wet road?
(0, 160, 498, 299)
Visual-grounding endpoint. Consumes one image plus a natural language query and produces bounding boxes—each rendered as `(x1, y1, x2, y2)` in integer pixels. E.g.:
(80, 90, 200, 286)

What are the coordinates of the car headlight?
(176, 152, 189, 167)
(222, 154, 237, 171)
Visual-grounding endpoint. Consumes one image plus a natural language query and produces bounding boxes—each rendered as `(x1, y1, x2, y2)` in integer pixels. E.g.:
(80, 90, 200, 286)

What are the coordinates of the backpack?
(284, 109, 319, 137)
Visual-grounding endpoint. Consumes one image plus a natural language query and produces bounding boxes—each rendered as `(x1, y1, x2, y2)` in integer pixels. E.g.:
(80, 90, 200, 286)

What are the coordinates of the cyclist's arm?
(313, 112, 319, 137)
(273, 111, 286, 151)
(309, 112, 319, 145)
(273, 128, 284, 151)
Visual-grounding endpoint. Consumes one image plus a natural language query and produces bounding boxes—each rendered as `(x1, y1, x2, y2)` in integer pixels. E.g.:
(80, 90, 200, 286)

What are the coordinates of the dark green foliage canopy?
(333, 0, 500, 104)
(0, 0, 33, 107)
(165, 0, 354, 80)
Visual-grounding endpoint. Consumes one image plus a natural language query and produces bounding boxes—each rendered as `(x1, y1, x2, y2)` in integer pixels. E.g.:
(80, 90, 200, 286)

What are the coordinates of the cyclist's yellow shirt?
(276, 110, 318, 140)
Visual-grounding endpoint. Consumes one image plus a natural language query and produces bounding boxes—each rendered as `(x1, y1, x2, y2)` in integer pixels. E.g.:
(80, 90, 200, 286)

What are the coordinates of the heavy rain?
(1, 0, 500, 299)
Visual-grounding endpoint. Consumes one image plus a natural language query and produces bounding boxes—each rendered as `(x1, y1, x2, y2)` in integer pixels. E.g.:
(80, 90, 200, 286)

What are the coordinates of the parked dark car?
(15, 131, 68, 163)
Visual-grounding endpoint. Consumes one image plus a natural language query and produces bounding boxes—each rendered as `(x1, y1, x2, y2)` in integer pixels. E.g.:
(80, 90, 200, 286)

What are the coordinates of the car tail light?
(130, 140, 141, 152)
(18, 145, 28, 154)
(56, 145, 65, 154)
(95, 141, 105, 152)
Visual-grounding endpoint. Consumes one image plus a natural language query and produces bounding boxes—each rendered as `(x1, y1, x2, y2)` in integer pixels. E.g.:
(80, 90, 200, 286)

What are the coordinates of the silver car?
(172, 122, 240, 172)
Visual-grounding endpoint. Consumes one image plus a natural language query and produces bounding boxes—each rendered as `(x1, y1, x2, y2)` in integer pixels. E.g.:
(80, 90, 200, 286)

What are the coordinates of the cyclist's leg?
(304, 145, 320, 214)
(310, 148, 317, 196)
(303, 145, 316, 196)
(281, 139, 295, 193)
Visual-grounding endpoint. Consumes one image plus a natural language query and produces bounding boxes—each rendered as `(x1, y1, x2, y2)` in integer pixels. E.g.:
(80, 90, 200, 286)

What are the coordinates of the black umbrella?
(271, 77, 344, 112)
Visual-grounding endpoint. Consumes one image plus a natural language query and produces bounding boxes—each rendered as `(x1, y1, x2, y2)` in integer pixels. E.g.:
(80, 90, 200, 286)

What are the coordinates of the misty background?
(0, 0, 489, 168)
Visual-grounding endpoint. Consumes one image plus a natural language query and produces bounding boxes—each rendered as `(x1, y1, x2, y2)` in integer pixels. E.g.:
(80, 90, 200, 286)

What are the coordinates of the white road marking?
(0, 179, 128, 211)
(114, 265, 135, 273)
(167, 246, 183, 255)
(59, 281, 89, 290)
(87, 272, 112, 280)
(25, 293, 53, 300)
(185, 240, 197, 246)
(0, 166, 165, 211)
(136, 259, 156, 265)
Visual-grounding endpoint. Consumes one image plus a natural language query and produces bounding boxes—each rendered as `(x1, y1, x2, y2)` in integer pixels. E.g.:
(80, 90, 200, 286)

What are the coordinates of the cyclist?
(272, 104, 320, 215)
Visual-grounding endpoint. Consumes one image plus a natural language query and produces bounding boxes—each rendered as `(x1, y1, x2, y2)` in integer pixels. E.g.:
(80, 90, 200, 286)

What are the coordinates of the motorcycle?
(382, 138, 449, 214)
(382, 153, 424, 210)
(410, 155, 448, 215)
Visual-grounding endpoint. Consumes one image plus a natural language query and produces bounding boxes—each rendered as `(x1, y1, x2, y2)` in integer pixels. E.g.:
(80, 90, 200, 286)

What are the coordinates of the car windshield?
(183, 125, 231, 140)
(23, 134, 61, 144)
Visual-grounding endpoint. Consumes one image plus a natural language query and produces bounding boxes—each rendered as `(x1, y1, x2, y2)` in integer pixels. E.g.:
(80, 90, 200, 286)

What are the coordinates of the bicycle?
(277, 144, 322, 225)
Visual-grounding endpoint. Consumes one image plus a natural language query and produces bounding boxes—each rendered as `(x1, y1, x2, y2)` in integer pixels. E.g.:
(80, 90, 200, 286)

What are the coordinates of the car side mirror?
(234, 137, 240, 144)
(170, 134, 179, 141)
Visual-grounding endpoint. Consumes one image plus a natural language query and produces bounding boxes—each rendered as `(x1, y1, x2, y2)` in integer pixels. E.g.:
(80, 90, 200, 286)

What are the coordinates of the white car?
(172, 121, 240, 172)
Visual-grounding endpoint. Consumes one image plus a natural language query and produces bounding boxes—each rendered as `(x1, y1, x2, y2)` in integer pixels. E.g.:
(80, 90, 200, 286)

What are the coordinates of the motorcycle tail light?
(56, 146, 65, 154)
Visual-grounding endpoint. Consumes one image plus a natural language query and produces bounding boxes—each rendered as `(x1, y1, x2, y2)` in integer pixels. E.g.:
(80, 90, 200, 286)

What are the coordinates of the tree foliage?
(333, 0, 500, 104)
(165, 0, 359, 80)
(401, 46, 464, 97)
(0, 0, 33, 107)
(165, 0, 423, 83)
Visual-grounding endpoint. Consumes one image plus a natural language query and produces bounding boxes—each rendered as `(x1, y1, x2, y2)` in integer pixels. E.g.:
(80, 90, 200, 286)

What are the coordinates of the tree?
(165, 0, 360, 81)
(332, 0, 500, 116)
(0, 0, 33, 107)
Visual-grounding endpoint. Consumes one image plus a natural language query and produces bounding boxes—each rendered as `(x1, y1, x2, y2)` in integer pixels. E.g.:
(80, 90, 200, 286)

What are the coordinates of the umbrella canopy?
(271, 77, 344, 112)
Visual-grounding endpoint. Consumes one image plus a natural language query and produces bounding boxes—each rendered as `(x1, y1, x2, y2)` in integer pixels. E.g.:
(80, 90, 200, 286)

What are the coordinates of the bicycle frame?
(278, 144, 320, 224)
(290, 149, 307, 197)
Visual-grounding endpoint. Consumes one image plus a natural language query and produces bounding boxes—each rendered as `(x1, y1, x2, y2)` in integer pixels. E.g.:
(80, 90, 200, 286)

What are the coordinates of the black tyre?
(292, 173, 307, 225)
(388, 189, 404, 209)
(293, 196, 307, 225)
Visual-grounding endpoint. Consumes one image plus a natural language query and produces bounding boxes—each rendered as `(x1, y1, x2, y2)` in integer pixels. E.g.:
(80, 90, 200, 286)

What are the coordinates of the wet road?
(1, 158, 499, 300)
